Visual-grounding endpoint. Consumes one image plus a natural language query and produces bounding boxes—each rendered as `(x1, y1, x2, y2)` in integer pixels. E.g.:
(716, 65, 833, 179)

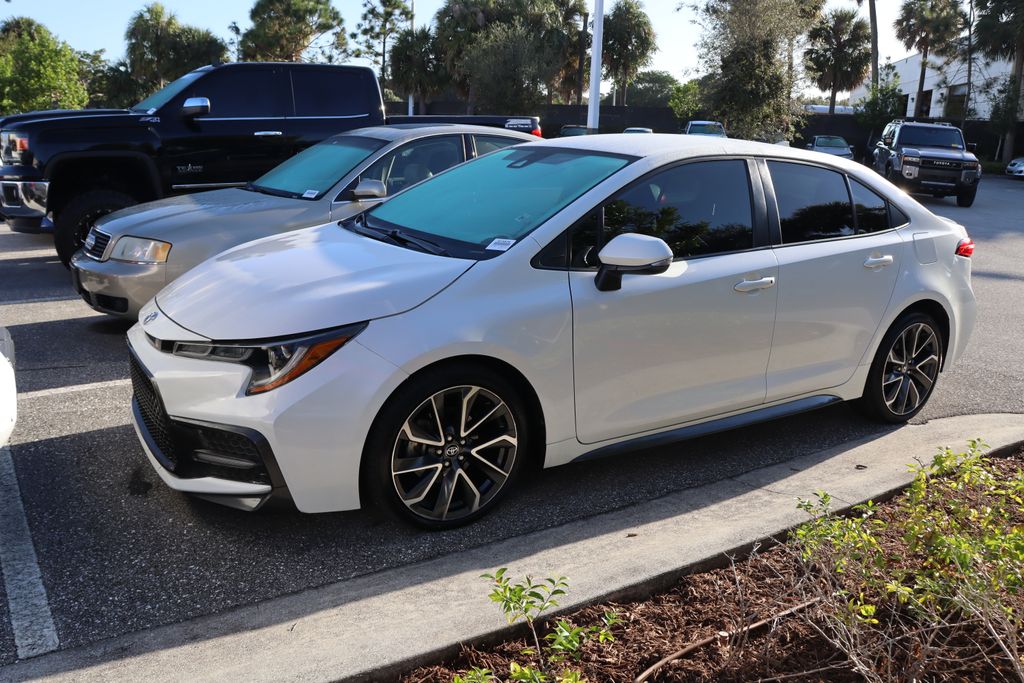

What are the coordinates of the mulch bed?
(403, 446, 1024, 683)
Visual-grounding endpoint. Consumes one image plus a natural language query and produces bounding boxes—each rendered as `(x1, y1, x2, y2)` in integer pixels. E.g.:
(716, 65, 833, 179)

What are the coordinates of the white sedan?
(127, 134, 976, 527)
(1006, 157, 1024, 177)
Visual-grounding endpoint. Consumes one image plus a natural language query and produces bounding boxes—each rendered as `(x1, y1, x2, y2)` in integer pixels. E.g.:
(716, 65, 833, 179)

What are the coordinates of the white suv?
(126, 135, 976, 527)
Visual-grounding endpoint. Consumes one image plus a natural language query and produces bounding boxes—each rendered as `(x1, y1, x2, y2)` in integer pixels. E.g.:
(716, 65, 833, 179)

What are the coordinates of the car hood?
(0, 108, 129, 128)
(815, 146, 852, 156)
(155, 223, 475, 340)
(898, 145, 977, 162)
(94, 189, 327, 241)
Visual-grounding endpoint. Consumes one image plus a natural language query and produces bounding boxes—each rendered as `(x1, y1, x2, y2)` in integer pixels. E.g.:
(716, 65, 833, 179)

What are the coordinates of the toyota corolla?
(126, 135, 976, 528)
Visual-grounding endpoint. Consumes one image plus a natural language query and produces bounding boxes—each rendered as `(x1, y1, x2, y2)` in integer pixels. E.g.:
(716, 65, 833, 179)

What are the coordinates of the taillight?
(531, 126, 543, 137)
(955, 238, 974, 257)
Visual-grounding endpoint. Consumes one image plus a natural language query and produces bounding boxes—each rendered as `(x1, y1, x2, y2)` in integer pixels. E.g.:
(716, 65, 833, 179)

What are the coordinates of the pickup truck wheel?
(54, 190, 137, 267)
(956, 187, 977, 208)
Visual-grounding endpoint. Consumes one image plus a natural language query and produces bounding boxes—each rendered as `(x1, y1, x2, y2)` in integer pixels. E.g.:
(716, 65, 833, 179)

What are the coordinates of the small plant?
(482, 568, 568, 665)
(453, 667, 497, 683)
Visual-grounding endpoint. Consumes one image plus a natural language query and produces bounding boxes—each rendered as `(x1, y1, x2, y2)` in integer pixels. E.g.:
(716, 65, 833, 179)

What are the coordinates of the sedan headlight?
(171, 323, 367, 395)
(110, 236, 171, 264)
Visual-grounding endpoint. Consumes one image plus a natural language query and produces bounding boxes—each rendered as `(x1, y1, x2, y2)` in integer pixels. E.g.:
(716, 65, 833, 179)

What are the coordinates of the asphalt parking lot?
(1, 176, 1022, 669)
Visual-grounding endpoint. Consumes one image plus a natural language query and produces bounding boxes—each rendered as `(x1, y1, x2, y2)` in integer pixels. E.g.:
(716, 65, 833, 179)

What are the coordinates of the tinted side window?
(361, 136, 464, 194)
(890, 204, 910, 227)
(849, 178, 890, 233)
(292, 68, 373, 117)
(187, 68, 286, 118)
(768, 161, 854, 244)
(475, 135, 521, 156)
(595, 159, 754, 260)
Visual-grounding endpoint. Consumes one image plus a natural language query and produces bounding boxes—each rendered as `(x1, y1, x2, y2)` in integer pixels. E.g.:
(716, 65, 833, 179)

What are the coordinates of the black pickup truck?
(0, 61, 542, 265)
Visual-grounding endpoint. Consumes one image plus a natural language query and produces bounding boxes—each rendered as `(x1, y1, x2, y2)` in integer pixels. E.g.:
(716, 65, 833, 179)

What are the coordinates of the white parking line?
(0, 446, 59, 659)
(17, 379, 131, 401)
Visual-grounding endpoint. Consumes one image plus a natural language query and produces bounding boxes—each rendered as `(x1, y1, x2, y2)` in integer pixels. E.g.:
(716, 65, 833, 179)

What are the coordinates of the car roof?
(897, 121, 959, 130)
(333, 124, 536, 143)
(526, 133, 842, 164)
(688, 120, 722, 125)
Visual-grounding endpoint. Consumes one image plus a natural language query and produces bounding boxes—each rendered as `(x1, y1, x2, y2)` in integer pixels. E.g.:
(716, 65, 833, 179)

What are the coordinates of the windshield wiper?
(244, 182, 302, 199)
(346, 219, 450, 256)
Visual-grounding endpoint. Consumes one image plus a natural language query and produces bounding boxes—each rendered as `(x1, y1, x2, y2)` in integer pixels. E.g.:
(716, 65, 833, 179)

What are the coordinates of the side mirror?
(350, 178, 387, 200)
(181, 97, 210, 118)
(594, 233, 673, 292)
(966, 142, 977, 152)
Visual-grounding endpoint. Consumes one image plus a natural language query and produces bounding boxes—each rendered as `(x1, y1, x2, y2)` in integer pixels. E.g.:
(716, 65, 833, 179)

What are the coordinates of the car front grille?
(85, 230, 111, 260)
(921, 159, 962, 171)
(129, 351, 178, 469)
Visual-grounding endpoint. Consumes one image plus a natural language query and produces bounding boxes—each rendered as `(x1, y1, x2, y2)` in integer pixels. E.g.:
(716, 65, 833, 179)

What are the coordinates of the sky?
(3, 0, 915, 95)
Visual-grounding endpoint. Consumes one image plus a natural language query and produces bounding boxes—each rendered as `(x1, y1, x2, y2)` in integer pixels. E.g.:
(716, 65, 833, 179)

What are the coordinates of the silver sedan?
(70, 124, 535, 318)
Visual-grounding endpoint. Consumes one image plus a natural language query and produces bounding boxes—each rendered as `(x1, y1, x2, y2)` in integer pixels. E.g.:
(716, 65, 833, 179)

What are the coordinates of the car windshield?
(363, 147, 632, 259)
(816, 136, 848, 148)
(131, 70, 206, 113)
(689, 123, 725, 135)
(248, 136, 387, 199)
(899, 126, 964, 150)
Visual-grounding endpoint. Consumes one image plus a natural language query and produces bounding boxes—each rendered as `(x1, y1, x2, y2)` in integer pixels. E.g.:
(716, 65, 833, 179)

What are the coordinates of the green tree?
(464, 18, 548, 113)
(125, 3, 227, 95)
(804, 8, 871, 114)
(668, 77, 702, 119)
(855, 61, 905, 143)
(389, 27, 442, 113)
(351, 0, 412, 93)
(0, 19, 87, 113)
(854, 0, 879, 89)
(975, 0, 1023, 162)
(602, 0, 656, 105)
(238, 0, 346, 62)
(433, 1, 491, 111)
(608, 70, 679, 107)
(895, 0, 961, 117)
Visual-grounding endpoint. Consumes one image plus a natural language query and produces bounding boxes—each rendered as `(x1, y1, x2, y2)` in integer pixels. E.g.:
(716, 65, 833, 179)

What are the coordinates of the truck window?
(291, 68, 374, 117)
(187, 67, 288, 118)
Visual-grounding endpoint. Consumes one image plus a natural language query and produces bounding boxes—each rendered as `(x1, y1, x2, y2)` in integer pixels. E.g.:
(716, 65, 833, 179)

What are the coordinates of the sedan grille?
(129, 351, 178, 469)
(85, 230, 111, 260)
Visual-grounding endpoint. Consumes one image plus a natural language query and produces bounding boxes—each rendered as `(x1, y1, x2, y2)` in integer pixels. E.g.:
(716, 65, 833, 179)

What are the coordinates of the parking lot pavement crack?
(0, 447, 59, 660)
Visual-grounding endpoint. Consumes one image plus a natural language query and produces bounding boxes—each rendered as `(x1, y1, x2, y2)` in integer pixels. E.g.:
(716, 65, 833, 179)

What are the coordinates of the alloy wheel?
(882, 322, 940, 416)
(391, 385, 518, 522)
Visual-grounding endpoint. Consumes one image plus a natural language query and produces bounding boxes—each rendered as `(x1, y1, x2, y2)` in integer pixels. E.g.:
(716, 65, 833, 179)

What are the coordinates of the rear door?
(762, 160, 904, 401)
(288, 66, 382, 152)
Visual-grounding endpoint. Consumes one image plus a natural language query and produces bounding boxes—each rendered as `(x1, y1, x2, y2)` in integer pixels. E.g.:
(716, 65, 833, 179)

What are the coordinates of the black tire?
(956, 187, 977, 208)
(858, 312, 944, 424)
(362, 364, 534, 529)
(54, 190, 137, 267)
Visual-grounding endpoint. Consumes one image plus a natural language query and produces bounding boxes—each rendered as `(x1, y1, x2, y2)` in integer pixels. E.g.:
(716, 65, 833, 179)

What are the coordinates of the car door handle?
(863, 255, 894, 269)
(253, 131, 283, 137)
(734, 276, 776, 293)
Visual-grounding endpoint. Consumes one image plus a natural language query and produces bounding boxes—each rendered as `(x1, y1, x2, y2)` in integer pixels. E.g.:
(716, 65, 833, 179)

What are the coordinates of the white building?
(850, 52, 1015, 120)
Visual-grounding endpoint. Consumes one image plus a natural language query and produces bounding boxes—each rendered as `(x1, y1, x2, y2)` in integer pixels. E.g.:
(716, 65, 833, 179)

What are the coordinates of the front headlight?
(171, 323, 367, 395)
(0, 131, 30, 164)
(110, 236, 171, 263)
(962, 161, 979, 170)
(902, 155, 921, 165)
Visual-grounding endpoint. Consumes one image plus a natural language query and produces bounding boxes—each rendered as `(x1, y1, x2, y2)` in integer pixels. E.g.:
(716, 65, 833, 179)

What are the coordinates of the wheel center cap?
(444, 444, 462, 458)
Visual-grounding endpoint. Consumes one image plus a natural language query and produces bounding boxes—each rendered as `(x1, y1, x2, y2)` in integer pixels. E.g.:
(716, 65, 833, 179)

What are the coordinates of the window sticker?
(485, 238, 516, 251)
(302, 189, 319, 199)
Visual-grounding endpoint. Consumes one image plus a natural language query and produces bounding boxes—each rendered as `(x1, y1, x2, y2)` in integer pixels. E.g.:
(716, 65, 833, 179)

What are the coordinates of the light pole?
(586, 0, 604, 131)
(407, 0, 415, 115)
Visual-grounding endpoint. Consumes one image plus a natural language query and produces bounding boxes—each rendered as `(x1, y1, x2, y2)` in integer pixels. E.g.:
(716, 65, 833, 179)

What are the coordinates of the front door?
(569, 159, 778, 444)
(762, 160, 904, 401)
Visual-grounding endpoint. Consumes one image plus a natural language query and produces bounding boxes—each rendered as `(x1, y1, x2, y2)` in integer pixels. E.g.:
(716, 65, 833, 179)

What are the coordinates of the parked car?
(0, 62, 386, 265)
(624, 127, 653, 134)
(806, 135, 854, 159)
(126, 134, 976, 527)
(560, 125, 591, 137)
(390, 115, 541, 138)
(871, 120, 981, 207)
(71, 124, 534, 319)
(0, 327, 14, 448)
(1006, 157, 1024, 178)
(683, 120, 727, 137)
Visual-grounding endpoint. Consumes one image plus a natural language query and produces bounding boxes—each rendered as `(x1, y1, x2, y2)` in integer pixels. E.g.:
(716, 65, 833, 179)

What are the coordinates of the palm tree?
(805, 8, 871, 114)
(854, 0, 879, 89)
(389, 27, 441, 113)
(975, 0, 1023, 162)
(125, 3, 181, 89)
(602, 0, 656, 106)
(895, 0, 961, 118)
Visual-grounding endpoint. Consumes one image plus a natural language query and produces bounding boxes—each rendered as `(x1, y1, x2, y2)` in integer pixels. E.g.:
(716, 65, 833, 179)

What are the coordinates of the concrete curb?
(3, 413, 1023, 683)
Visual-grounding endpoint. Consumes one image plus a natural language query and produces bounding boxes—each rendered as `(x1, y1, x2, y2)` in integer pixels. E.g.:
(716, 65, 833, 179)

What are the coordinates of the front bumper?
(126, 314, 408, 514)
(900, 164, 980, 194)
(0, 170, 48, 230)
(1006, 165, 1024, 177)
(70, 250, 165, 319)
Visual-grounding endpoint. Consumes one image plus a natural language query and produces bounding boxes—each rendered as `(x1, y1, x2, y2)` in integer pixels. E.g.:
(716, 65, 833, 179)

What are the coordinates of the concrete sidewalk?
(3, 413, 1023, 683)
